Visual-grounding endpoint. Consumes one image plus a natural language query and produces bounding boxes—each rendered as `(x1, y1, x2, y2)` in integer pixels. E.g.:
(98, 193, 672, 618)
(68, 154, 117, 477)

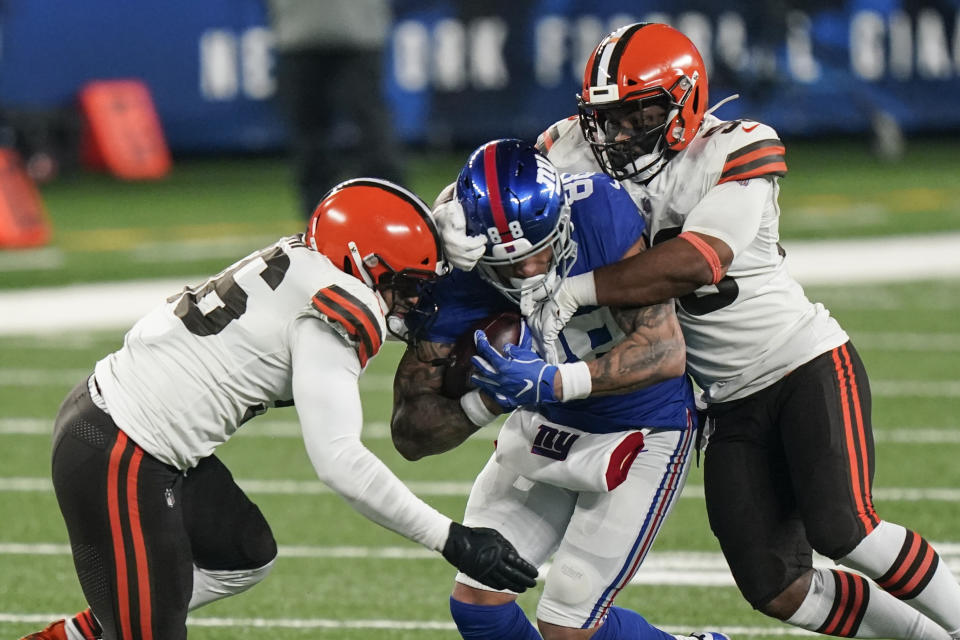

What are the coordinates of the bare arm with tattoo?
(584, 302, 686, 397)
(553, 237, 687, 400)
(391, 341, 502, 461)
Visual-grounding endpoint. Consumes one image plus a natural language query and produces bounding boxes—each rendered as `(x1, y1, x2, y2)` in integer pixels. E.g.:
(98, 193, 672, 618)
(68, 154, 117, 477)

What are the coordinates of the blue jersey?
(420, 173, 695, 433)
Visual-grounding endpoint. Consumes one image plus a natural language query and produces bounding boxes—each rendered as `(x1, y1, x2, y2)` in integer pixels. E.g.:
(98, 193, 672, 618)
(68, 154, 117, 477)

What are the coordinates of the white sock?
(786, 568, 949, 639)
(841, 521, 960, 636)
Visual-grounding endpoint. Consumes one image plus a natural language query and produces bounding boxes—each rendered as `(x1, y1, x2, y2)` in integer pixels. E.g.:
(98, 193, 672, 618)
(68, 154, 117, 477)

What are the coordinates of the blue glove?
(470, 328, 559, 411)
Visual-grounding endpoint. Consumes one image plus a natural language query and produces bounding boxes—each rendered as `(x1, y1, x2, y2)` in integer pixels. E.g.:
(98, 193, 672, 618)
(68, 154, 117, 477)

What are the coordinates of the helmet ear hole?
(692, 87, 701, 113)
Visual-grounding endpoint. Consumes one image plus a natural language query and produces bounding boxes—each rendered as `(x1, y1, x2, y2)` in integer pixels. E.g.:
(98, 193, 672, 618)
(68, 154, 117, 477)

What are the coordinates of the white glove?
(524, 272, 598, 364)
(433, 198, 486, 271)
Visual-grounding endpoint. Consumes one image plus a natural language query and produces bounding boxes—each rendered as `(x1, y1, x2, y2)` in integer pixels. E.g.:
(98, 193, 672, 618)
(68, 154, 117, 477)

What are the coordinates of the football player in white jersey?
(437, 22, 960, 640)
(22, 179, 537, 640)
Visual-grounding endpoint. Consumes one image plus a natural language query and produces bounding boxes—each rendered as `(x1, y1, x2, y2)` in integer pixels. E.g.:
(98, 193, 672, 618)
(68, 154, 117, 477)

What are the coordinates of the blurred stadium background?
(2, 1, 959, 638)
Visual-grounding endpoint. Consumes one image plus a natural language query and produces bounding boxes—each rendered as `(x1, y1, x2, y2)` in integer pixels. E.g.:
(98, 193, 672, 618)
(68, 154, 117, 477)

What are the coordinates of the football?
(440, 311, 523, 399)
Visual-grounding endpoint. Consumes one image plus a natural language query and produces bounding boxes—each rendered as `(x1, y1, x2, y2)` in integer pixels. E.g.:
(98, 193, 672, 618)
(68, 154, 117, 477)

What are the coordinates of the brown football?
(440, 311, 522, 399)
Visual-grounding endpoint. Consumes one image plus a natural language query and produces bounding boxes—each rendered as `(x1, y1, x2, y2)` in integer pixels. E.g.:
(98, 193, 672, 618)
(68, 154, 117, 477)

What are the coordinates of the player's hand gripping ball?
(441, 311, 522, 399)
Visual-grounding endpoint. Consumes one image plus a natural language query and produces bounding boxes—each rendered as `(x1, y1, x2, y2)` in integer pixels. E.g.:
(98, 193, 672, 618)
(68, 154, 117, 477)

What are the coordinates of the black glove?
(441, 522, 538, 592)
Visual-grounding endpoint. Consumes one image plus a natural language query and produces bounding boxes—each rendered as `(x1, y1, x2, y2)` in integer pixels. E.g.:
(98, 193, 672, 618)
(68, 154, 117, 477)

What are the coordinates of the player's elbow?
(390, 417, 429, 461)
(393, 434, 427, 461)
(648, 334, 687, 383)
(661, 348, 687, 380)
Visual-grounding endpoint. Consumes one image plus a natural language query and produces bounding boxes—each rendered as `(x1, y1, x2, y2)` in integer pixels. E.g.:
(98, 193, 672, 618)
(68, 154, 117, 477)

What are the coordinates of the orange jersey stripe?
(723, 145, 785, 171)
(718, 161, 788, 183)
(312, 286, 383, 367)
(719, 139, 787, 184)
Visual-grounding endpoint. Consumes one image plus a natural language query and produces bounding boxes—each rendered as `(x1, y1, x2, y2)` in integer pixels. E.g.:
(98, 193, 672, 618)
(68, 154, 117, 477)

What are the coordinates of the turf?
(2, 144, 960, 639)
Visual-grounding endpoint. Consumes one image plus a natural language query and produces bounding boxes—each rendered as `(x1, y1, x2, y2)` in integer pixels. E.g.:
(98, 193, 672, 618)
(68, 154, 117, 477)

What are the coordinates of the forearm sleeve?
(290, 318, 451, 551)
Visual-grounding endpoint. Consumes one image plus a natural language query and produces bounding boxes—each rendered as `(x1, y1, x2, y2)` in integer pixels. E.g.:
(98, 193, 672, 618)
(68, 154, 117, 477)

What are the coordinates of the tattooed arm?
(391, 340, 502, 460)
(572, 236, 686, 397)
(583, 301, 686, 397)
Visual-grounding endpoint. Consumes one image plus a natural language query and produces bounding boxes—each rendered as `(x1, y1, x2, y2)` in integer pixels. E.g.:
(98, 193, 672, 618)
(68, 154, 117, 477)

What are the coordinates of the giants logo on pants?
(531, 424, 579, 460)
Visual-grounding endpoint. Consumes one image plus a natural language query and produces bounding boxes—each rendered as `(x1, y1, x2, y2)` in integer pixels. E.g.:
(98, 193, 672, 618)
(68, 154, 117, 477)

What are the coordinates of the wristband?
(557, 360, 592, 401)
(460, 388, 498, 427)
(565, 272, 598, 306)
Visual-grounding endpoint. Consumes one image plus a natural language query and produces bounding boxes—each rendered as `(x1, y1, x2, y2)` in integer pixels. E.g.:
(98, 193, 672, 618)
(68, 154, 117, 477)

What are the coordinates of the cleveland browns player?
(437, 22, 960, 640)
(22, 179, 537, 640)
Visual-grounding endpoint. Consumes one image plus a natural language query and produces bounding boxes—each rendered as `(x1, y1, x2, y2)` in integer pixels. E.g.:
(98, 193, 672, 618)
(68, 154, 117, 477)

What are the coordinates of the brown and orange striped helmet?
(306, 178, 447, 294)
(578, 23, 708, 182)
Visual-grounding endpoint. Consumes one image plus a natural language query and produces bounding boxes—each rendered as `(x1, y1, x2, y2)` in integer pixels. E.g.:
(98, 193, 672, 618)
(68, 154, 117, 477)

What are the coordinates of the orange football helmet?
(306, 178, 447, 301)
(578, 23, 708, 182)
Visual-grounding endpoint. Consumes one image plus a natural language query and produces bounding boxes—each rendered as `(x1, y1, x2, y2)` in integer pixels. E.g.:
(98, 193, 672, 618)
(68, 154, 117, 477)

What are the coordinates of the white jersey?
(539, 114, 848, 402)
(95, 234, 386, 469)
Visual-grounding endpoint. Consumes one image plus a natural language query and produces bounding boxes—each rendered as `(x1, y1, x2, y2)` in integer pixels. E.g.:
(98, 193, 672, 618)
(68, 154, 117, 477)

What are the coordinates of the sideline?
(1, 233, 959, 336)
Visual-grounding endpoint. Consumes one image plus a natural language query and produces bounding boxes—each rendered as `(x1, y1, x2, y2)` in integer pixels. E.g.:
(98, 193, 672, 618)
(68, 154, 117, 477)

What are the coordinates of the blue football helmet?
(456, 139, 577, 308)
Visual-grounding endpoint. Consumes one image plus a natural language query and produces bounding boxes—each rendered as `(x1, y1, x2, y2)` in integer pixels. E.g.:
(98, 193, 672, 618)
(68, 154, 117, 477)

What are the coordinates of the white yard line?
(3, 476, 960, 501)
(2, 543, 958, 589)
(3, 368, 960, 398)
(5, 418, 959, 443)
(1, 234, 959, 336)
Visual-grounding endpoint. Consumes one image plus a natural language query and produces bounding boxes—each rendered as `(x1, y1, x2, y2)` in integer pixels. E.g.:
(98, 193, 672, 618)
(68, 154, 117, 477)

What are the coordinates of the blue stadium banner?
(1, 1, 959, 151)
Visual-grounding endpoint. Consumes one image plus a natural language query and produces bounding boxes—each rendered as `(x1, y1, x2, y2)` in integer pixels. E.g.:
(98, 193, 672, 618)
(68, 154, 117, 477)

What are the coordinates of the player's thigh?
(182, 454, 277, 570)
(454, 452, 576, 591)
(537, 427, 694, 628)
(52, 381, 193, 639)
(704, 393, 812, 609)
(779, 344, 878, 558)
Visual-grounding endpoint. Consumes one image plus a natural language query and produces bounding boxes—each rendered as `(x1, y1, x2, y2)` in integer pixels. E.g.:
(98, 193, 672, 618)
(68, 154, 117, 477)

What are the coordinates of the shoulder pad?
(698, 119, 787, 185)
(535, 115, 578, 154)
(310, 278, 385, 367)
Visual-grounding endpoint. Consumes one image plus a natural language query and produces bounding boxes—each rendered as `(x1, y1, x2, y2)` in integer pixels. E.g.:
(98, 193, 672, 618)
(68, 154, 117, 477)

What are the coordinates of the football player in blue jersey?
(392, 139, 726, 640)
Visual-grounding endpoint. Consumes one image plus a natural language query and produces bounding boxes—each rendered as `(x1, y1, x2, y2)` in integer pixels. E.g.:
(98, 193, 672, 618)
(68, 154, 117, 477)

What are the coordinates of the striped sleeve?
(718, 139, 787, 184)
(536, 123, 561, 153)
(311, 285, 383, 367)
(535, 116, 577, 154)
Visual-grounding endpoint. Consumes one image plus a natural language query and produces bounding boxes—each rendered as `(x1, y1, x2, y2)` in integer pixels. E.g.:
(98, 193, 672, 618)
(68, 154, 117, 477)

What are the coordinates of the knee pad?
(189, 558, 275, 610)
(541, 556, 598, 609)
(805, 515, 865, 561)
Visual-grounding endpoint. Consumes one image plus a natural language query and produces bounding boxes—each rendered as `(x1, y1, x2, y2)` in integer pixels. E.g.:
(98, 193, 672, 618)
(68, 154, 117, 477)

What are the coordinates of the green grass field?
(1, 141, 959, 638)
